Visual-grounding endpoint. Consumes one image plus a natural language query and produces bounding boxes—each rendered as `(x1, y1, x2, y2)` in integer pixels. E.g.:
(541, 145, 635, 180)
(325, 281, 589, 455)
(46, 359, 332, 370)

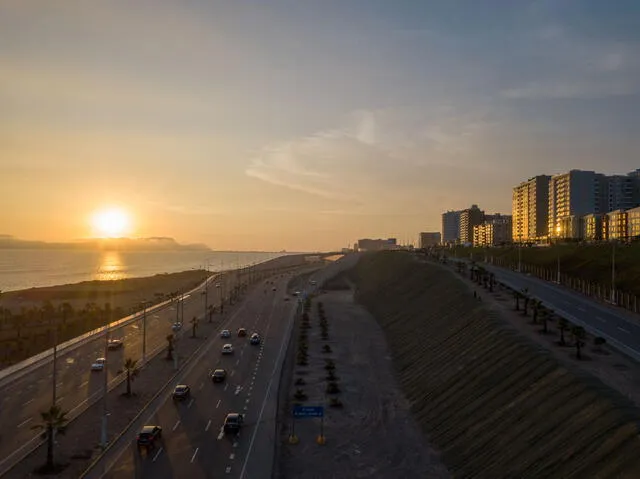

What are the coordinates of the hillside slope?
(350, 251, 640, 478)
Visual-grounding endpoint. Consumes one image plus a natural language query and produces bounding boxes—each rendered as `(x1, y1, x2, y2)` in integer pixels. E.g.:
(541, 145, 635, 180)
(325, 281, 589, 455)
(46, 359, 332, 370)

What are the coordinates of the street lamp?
(100, 306, 110, 449)
(140, 301, 149, 364)
(611, 240, 617, 304)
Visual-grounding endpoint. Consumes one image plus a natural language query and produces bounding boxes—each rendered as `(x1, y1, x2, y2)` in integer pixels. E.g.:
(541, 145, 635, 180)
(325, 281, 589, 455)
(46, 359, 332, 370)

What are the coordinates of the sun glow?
(91, 208, 131, 238)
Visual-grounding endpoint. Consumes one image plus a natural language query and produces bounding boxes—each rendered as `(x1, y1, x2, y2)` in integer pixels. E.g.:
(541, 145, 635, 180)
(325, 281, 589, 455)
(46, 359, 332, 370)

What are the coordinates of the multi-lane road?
(0, 273, 232, 474)
(95, 271, 308, 478)
(464, 261, 640, 360)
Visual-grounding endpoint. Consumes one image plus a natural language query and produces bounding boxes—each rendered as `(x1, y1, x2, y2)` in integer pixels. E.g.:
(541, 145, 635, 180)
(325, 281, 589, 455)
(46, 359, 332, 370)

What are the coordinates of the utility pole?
(556, 242, 561, 284)
(142, 301, 147, 364)
(100, 311, 110, 449)
(51, 311, 58, 406)
(517, 234, 522, 273)
(204, 283, 209, 323)
(611, 240, 616, 304)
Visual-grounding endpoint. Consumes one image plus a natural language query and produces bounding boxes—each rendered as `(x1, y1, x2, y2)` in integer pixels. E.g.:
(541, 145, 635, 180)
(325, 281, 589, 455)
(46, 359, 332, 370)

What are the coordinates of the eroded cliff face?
(351, 251, 640, 478)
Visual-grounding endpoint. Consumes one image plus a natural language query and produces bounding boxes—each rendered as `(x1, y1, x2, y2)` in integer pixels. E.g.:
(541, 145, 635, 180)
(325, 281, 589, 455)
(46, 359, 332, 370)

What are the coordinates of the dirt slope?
(350, 251, 640, 478)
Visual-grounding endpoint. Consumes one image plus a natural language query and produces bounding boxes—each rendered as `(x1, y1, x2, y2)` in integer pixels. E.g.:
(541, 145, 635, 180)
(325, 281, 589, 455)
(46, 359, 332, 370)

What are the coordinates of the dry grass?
(351, 251, 640, 478)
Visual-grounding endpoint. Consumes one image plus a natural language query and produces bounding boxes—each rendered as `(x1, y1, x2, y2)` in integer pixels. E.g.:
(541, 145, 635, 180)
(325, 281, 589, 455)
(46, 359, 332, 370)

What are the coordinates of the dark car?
(223, 413, 244, 433)
(250, 333, 260, 345)
(211, 369, 227, 383)
(172, 384, 191, 400)
(237, 328, 247, 337)
(107, 339, 123, 350)
(137, 425, 162, 447)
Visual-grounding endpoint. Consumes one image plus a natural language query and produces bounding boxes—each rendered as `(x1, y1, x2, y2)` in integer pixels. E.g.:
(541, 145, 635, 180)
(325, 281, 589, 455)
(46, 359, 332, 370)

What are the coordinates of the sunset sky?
(2, 0, 639, 251)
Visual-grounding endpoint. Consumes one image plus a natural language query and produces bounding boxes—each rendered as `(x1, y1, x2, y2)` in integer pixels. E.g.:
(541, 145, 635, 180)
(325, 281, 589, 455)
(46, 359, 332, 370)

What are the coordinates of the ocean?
(0, 249, 287, 292)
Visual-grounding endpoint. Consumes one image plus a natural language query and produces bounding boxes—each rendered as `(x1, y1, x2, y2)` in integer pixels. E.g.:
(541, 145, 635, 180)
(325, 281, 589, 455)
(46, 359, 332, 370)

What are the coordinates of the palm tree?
(572, 326, 586, 359)
(190, 316, 198, 338)
(32, 405, 68, 471)
(166, 334, 174, 360)
(558, 318, 569, 346)
(123, 358, 139, 396)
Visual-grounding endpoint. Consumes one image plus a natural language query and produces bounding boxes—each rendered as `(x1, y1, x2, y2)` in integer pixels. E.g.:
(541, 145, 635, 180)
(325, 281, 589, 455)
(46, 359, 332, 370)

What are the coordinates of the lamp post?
(556, 242, 561, 284)
(141, 301, 148, 364)
(100, 308, 110, 449)
(611, 240, 616, 304)
(517, 234, 522, 273)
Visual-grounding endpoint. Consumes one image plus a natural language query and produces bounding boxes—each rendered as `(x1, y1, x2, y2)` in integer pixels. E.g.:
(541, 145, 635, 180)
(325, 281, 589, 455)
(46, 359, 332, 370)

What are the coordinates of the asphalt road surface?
(474, 263, 640, 360)
(100, 272, 305, 479)
(0, 274, 232, 470)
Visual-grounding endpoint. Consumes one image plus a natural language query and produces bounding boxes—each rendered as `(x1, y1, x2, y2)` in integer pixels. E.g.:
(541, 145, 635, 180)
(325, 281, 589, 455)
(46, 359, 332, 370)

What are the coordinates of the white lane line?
(152, 447, 163, 462)
(17, 417, 32, 428)
(205, 419, 212, 431)
(233, 442, 238, 448)
(216, 399, 221, 408)
(596, 316, 607, 322)
(618, 327, 630, 334)
(235, 359, 240, 366)
(577, 306, 586, 312)
(243, 406, 248, 411)
(56, 396, 64, 403)
(172, 420, 180, 431)
(230, 453, 235, 460)
(225, 466, 232, 473)
(230, 370, 235, 377)
(245, 398, 250, 404)
(224, 383, 229, 391)
(191, 448, 199, 463)
(217, 429, 225, 440)
(240, 350, 244, 357)
(23, 398, 34, 406)
(80, 380, 89, 388)
(199, 382, 204, 391)
(187, 398, 194, 408)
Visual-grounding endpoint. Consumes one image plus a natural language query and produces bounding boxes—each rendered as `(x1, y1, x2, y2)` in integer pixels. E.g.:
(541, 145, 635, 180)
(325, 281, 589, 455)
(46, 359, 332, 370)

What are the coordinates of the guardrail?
(0, 274, 217, 389)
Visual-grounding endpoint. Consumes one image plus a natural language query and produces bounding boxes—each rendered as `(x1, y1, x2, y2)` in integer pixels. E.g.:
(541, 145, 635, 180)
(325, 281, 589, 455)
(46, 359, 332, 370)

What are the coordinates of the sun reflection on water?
(95, 251, 126, 281)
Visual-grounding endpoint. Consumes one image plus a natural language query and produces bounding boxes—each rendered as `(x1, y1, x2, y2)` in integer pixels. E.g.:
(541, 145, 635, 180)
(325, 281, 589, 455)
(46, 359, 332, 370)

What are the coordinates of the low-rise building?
(357, 238, 397, 252)
(628, 206, 640, 240)
(419, 232, 441, 249)
(472, 214, 512, 246)
(604, 209, 628, 240)
(582, 213, 603, 242)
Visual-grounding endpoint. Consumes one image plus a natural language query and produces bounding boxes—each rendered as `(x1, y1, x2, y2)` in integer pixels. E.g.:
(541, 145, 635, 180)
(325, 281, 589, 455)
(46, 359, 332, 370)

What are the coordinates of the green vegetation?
(32, 405, 69, 473)
(351, 251, 640, 477)
(123, 358, 139, 397)
(449, 243, 640, 296)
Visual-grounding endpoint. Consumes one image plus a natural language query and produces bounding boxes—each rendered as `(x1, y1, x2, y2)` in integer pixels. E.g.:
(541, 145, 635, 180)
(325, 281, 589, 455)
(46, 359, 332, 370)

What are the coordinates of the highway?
(472, 262, 640, 360)
(0, 273, 233, 472)
(99, 271, 305, 479)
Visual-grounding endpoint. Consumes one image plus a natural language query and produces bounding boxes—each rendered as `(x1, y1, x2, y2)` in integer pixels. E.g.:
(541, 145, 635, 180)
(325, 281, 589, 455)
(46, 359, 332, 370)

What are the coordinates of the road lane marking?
(245, 399, 250, 404)
(577, 306, 586, 312)
(152, 447, 163, 462)
(233, 442, 238, 448)
(23, 399, 34, 406)
(596, 316, 606, 322)
(216, 400, 221, 408)
(243, 406, 248, 411)
(224, 383, 229, 391)
(230, 453, 235, 460)
(199, 382, 204, 390)
(230, 370, 235, 377)
(191, 448, 199, 463)
(206, 419, 212, 431)
(56, 396, 64, 403)
(172, 420, 180, 431)
(618, 327, 630, 334)
(225, 466, 232, 473)
(17, 417, 32, 428)
(80, 380, 89, 388)
(235, 359, 240, 365)
(235, 386, 242, 395)
(187, 398, 194, 408)
(217, 429, 225, 440)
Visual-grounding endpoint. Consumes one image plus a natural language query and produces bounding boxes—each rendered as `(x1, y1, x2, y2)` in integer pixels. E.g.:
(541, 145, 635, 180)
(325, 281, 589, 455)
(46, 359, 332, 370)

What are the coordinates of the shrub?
(297, 358, 308, 366)
(295, 377, 305, 386)
(326, 382, 340, 394)
(322, 345, 332, 353)
(294, 389, 307, 400)
(326, 371, 338, 381)
(329, 397, 343, 408)
(324, 362, 335, 371)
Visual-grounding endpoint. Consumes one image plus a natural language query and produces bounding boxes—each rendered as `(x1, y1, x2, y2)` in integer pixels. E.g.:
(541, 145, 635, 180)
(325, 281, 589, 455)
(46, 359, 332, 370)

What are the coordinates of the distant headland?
(0, 235, 210, 251)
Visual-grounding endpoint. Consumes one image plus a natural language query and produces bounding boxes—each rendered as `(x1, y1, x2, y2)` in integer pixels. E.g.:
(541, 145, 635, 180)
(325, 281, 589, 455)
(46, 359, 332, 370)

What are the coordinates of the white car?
(172, 322, 182, 332)
(91, 358, 106, 371)
(222, 344, 234, 354)
(220, 329, 231, 338)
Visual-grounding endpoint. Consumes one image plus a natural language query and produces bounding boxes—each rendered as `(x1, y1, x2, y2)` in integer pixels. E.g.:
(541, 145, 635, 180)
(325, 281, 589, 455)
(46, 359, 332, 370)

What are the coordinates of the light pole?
(517, 234, 522, 272)
(203, 286, 209, 323)
(50, 310, 58, 406)
(141, 301, 148, 364)
(611, 240, 616, 304)
(556, 242, 561, 284)
(100, 310, 110, 449)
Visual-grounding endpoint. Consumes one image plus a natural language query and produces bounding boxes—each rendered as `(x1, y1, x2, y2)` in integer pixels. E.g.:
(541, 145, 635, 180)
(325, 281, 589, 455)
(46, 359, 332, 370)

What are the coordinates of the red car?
(137, 425, 162, 448)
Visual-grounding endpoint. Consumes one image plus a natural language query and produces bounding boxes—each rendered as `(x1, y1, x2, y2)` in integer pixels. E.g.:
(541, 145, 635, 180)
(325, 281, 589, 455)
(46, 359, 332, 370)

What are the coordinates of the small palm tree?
(557, 318, 569, 346)
(32, 405, 68, 471)
(124, 358, 139, 396)
(572, 326, 586, 359)
(166, 334, 174, 360)
(191, 316, 198, 338)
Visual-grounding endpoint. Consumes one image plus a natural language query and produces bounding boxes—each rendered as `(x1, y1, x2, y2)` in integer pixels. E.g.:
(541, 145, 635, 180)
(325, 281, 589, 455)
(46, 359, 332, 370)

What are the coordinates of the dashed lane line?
(17, 417, 32, 428)
(230, 370, 235, 377)
(172, 420, 180, 431)
(205, 419, 212, 431)
(225, 466, 232, 473)
(191, 448, 199, 463)
(618, 327, 631, 334)
(187, 398, 194, 408)
(152, 447, 163, 462)
(230, 453, 235, 460)
(216, 399, 221, 408)
(22, 399, 34, 407)
(224, 383, 229, 391)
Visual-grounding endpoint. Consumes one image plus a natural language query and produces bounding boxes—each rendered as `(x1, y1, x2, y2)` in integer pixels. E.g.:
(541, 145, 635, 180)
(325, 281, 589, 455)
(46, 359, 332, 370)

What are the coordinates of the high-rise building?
(512, 175, 550, 243)
(459, 204, 484, 244)
(582, 213, 604, 242)
(441, 210, 461, 244)
(473, 214, 512, 246)
(603, 209, 628, 240)
(548, 170, 608, 239)
(419, 232, 441, 248)
(627, 206, 640, 239)
(607, 171, 640, 212)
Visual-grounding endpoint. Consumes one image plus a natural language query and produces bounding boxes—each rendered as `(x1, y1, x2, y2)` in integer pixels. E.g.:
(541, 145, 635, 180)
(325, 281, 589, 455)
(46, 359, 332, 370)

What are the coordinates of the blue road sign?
(293, 406, 324, 418)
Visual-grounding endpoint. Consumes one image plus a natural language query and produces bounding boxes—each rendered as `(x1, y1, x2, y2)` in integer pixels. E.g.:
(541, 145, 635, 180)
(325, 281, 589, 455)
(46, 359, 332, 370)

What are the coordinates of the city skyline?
(2, 1, 640, 251)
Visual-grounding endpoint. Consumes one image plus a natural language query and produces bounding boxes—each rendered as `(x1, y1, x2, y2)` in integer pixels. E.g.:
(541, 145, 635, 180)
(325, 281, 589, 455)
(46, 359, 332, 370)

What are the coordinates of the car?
(272, 287, 276, 291)
(250, 333, 260, 345)
(293, 291, 301, 296)
(284, 297, 290, 302)
(137, 425, 162, 447)
(172, 322, 182, 331)
(237, 328, 247, 337)
(172, 384, 191, 400)
(211, 369, 227, 382)
(222, 344, 234, 354)
(107, 339, 123, 350)
(223, 413, 244, 434)
(310, 280, 317, 285)
(91, 358, 106, 371)
(220, 329, 231, 338)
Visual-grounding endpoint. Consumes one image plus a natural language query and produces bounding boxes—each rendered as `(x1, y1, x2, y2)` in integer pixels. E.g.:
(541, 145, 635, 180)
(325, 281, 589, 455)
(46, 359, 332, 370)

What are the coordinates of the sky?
(1, 0, 639, 251)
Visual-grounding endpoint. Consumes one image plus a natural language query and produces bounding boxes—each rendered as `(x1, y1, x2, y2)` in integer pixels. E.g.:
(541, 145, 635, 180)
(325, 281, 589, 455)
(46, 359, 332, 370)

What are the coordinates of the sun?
(91, 208, 131, 238)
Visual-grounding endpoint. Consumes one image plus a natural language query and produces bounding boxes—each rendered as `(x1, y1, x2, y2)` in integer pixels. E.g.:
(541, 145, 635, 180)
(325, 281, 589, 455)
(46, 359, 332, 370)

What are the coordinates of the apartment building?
(548, 170, 608, 239)
(628, 206, 640, 239)
(582, 213, 604, 242)
(512, 175, 550, 243)
(473, 214, 512, 247)
(441, 210, 461, 244)
(357, 238, 397, 251)
(459, 205, 485, 244)
(419, 232, 441, 249)
(603, 210, 629, 240)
